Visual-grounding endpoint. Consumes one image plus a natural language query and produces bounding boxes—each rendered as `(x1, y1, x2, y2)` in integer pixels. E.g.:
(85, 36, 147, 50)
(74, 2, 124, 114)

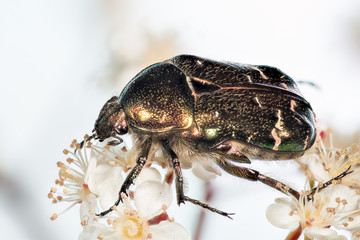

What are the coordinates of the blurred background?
(1, 0, 360, 239)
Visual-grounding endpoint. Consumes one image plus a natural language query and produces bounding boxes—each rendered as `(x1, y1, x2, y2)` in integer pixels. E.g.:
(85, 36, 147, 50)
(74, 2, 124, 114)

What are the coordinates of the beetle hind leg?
(217, 159, 300, 199)
(162, 139, 234, 218)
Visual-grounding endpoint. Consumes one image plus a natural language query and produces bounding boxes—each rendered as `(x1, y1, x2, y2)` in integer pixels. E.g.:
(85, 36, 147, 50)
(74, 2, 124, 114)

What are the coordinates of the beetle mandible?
(89, 54, 317, 217)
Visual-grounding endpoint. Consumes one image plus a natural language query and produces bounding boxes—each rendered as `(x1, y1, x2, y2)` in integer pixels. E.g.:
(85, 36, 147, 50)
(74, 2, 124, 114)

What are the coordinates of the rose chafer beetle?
(88, 54, 317, 217)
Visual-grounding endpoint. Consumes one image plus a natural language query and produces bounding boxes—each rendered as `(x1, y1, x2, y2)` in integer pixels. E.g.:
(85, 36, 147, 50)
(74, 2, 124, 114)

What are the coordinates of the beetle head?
(94, 96, 128, 144)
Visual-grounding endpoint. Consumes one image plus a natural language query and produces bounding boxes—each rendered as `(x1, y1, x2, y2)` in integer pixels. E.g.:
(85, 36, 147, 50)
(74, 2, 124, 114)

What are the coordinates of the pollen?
(50, 213, 58, 220)
(97, 234, 104, 240)
(63, 149, 69, 155)
(57, 161, 65, 167)
(326, 207, 335, 214)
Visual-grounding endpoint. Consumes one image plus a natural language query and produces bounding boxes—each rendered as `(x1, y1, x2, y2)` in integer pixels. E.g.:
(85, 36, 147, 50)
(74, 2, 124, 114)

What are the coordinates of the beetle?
(89, 54, 317, 217)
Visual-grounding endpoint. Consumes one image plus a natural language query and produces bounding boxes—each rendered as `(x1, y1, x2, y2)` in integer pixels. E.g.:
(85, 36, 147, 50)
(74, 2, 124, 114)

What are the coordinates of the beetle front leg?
(97, 138, 152, 216)
(217, 159, 300, 199)
(162, 139, 234, 218)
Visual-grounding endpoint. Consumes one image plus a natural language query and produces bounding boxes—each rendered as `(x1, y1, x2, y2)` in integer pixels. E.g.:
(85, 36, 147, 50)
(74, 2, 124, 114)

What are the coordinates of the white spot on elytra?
(290, 100, 297, 112)
(254, 97, 262, 108)
(247, 75, 253, 83)
(251, 66, 268, 79)
(271, 128, 281, 151)
(281, 82, 290, 91)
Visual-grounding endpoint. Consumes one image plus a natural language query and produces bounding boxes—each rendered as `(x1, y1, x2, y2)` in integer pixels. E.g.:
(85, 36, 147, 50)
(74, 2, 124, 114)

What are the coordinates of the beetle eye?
(115, 125, 128, 135)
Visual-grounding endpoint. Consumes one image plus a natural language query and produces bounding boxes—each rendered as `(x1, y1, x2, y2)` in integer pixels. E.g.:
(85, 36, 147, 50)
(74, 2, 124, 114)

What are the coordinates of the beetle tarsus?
(307, 166, 353, 200)
(217, 159, 301, 199)
(184, 196, 235, 219)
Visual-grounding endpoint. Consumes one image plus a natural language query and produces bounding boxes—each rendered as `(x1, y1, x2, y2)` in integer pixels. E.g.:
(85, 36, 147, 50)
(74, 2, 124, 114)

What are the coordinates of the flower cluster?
(49, 136, 190, 240)
(266, 130, 360, 240)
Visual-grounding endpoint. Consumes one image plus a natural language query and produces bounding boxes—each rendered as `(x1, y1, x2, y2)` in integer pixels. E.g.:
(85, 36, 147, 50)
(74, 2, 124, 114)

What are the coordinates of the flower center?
(113, 213, 149, 240)
(123, 219, 139, 237)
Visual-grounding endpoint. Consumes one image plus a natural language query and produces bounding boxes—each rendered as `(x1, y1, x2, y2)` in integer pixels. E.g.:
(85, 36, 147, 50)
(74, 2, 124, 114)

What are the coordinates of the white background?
(1, 0, 360, 239)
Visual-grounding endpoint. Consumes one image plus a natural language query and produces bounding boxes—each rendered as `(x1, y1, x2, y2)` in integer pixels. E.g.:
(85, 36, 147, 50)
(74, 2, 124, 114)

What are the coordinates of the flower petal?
(84, 152, 98, 185)
(87, 164, 123, 195)
(135, 167, 162, 186)
(150, 221, 191, 240)
(98, 180, 123, 211)
(304, 226, 344, 240)
(320, 185, 359, 212)
(80, 193, 98, 224)
(266, 198, 301, 230)
(307, 156, 331, 182)
(78, 222, 113, 240)
(134, 181, 172, 218)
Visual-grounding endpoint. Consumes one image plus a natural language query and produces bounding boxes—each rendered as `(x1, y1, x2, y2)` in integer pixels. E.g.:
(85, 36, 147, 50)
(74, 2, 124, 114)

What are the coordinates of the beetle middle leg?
(217, 159, 300, 199)
(97, 138, 152, 216)
(162, 138, 234, 218)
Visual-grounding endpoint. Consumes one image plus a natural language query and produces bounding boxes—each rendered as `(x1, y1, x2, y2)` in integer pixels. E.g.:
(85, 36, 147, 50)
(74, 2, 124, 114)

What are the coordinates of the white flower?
(49, 138, 124, 225)
(297, 135, 360, 188)
(266, 184, 360, 239)
(79, 167, 190, 240)
(91, 137, 137, 170)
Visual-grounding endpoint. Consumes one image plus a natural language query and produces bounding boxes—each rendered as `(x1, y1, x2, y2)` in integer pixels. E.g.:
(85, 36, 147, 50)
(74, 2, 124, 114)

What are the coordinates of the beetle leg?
(162, 139, 234, 219)
(97, 138, 152, 216)
(212, 143, 251, 164)
(217, 159, 300, 199)
(107, 135, 124, 146)
(161, 138, 185, 205)
(306, 166, 353, 200)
